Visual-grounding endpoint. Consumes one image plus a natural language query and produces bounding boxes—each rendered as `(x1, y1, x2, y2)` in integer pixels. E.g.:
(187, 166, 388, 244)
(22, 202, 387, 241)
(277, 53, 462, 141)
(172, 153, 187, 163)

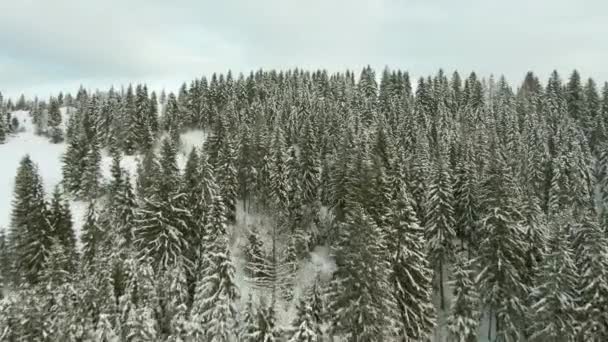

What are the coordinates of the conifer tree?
(527, 216, 577, 342)
(475, 149, 528, 342)
(425, 151, 456, 310)
(572, 215, 608, 340)
(299, 120, 320, 208)
(389, 186, 435, 340)
(80, 134, 102, 199)
(216, 135, 239, 223)
(123, 84, 137, 154)
(8, 155, 51, 285)
(48, 97, 64, 143)
(447, 255, 480, 342)
(190, 196, 239, 341)
(289, 295, 322, 342)
(240, 294, 258, 342)
(81, 202, 105, 267)
(327, 204, 395, 341)
(47, 186, 77, 271)
(135, 139, 190, 272)
(62, 131, 88, 194)
(253, 298, 282, 342)
(244, 226, 269, 283)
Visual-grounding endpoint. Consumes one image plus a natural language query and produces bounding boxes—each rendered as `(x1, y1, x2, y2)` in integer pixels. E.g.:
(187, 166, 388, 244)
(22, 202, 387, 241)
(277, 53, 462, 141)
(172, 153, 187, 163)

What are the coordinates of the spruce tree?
(475, 149, 528, 342)
(447, 254, 480, 342)
(9, 155, 52, 285)
(240, 294, 258, 342)
(289, 295, 321, 342)
(389, 186, 435, 340)
(47, 186, 77, 272)
(48, 97, 64, 143)
(425, 151, 456, 310)
(80, 134, 102, 199)
(527, 216, 577, 342)
(573, 215, 608, 340)
(216, 135, 239, 223)
(327, 204, 395, 341)
(80, 202, 105, 267)
(135, 138, 191, 272)
(190, 196, 239, 341)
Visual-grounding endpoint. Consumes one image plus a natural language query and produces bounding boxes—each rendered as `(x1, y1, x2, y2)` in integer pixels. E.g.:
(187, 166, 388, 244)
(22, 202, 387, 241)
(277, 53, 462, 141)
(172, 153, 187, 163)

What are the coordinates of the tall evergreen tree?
(475, 149, 528, 342)
(47, 186, 77, 271)
(527, 216, 577, 342)
(190, 196, 239, 341)
(80, 202, 105, 267)
(389, 186, 435, 341)
(447, 254, 480, 342)
(425, 151, 456, 310)
(327, 204, 395, 341)
(135, 139, 190, 272)
(48, 97, 64, 143)
(573, 215, 608, 340)
(8, 155, 51, 285)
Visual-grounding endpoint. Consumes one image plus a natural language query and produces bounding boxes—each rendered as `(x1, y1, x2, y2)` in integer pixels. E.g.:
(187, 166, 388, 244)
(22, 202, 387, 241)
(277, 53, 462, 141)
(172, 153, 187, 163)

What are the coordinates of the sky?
(1, 0, 607, 99)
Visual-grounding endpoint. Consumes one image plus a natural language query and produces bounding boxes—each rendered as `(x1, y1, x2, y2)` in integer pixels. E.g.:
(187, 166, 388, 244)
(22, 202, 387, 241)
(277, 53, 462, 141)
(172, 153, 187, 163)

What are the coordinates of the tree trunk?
(439, 260, 445, 310)
(488, 308, 492, 342)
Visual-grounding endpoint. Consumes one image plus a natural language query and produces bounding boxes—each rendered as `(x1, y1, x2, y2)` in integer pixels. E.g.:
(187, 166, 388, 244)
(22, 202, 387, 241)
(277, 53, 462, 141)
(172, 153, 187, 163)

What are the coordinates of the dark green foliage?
(389, 186, 435, 340)
(9, 155, 52, 285)
(327, 204, 395, 341)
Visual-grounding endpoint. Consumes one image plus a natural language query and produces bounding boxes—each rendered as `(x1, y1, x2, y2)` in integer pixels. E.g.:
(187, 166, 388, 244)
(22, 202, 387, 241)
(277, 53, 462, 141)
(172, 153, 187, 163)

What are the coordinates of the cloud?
(0, 0, 607, 98)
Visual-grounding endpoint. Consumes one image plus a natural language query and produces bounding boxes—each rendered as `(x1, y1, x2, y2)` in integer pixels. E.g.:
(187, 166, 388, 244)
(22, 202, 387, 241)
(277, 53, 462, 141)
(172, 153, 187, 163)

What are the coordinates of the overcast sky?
(1, 0, 607, 99)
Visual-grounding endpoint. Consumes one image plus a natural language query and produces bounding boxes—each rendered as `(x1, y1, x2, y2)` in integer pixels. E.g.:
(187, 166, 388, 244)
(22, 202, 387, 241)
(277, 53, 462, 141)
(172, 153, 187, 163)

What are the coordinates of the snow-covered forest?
(1, 68, 608, 341)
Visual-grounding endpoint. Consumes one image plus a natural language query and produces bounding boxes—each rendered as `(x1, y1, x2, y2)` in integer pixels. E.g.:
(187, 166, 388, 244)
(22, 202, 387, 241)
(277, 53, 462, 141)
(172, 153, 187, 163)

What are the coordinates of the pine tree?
(566, 70, 585, 122)
(164, 93, 182, 147)
(81, 134, 102, 198)
(135, 139, 191, 272)
(136, 149, 160, 201)
(0, 232, 7, 296)
(48, 97, 64, 143)
(527, 216, 577, 342)
(244, 226, 269, 282)
(108, 147, 123, 201)
(453, 146, 479, 254)
(216, 135, 239, 223)
(327, 204, 395, 341)
(240, 294, 258, 342)
(81, 202, 105, 267)
(253, 298, 282, 342)
(182, 147, 210, 272)
(8, 155, 51, 285)
(289, 295, 321, 342)
(299, 120, 320, 208)
(269, 127, 289, 212)
(47, 186, 77, 272)
(389, 186, 435, 340)
(62, 130, 88, 194)
(190, 196, 239, 341)
(447, 255, 480, 342)
(475, 149, 528, 342)
(123, 84, 138, 155)
(425, 152, 456, 310)
(112, 172, 137, 249)
(0, 92, 5, 143)
(573, 215, 608, 340)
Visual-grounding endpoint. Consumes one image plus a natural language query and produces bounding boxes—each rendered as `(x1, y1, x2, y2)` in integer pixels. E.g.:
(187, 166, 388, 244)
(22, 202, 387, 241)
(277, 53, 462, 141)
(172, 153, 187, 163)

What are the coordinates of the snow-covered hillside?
(0, 110, 207, 237)
(0, 109, 492, 341)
